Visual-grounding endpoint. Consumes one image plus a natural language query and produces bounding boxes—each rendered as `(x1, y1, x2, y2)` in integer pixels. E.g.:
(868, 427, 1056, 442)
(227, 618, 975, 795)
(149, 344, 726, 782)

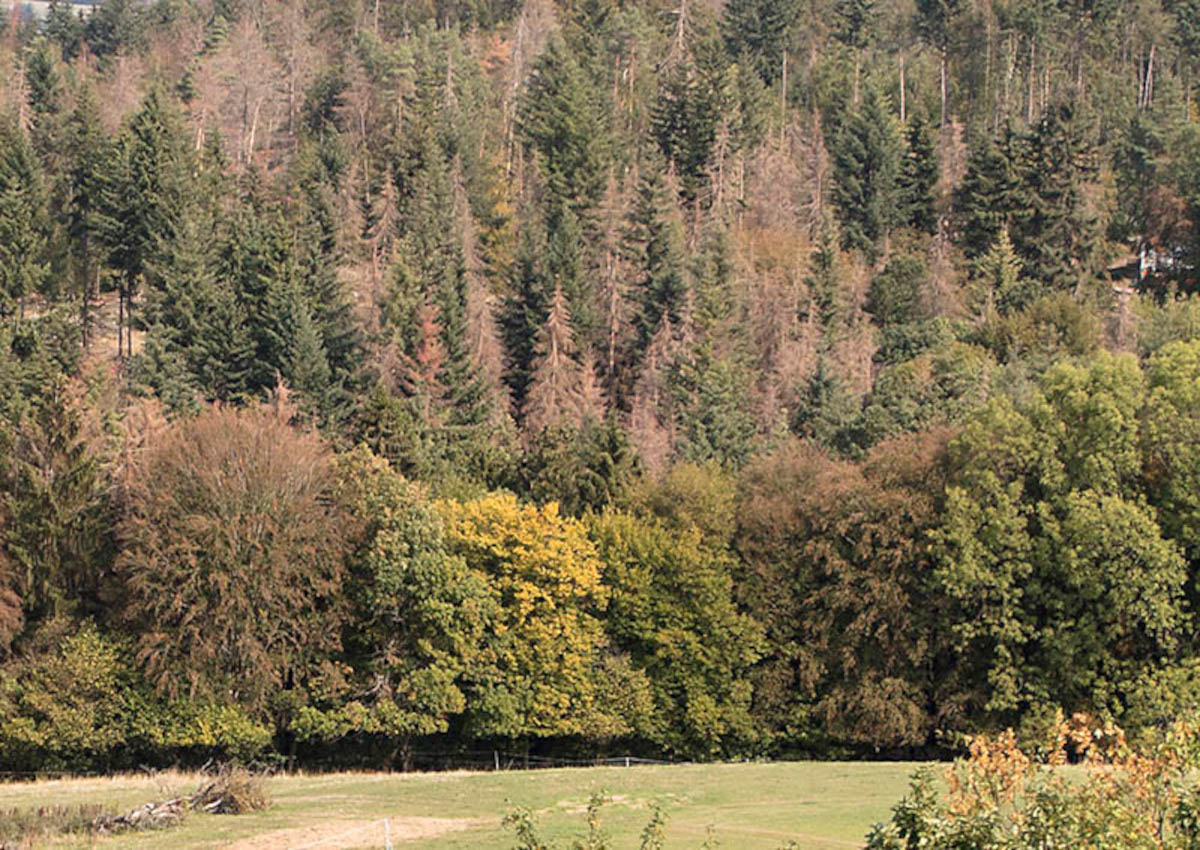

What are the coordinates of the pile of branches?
(92, 798, 187, 834)
(189, 766, 269, 814)
(94, 766, 269, 837)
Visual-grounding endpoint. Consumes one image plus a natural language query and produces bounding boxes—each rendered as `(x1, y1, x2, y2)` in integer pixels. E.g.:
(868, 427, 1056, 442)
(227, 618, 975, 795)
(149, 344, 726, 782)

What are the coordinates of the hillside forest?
(7, 0, 1200, 771)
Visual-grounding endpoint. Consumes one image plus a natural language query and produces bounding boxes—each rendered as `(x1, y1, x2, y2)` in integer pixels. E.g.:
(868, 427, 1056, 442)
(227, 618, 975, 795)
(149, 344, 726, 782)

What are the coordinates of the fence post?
(385, 818, 392, 850)
(494, 750, 500, 771)
(625, 756, 630, 768)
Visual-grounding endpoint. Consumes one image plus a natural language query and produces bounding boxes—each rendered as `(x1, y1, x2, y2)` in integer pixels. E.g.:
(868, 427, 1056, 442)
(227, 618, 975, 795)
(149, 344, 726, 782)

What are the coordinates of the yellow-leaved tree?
(437, 494, 652, 747)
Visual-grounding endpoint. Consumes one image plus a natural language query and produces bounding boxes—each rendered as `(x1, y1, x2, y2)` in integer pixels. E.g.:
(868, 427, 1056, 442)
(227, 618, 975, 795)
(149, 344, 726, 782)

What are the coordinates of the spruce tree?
(1021, 102, 1102, 290)
(721, 0, 801, 85)
(98, 88, 189, 359)
(64, 86, 111, 349)
(524, 284, 602, 433)
(629, 163, 691, 355)
(833, 0, 876, 102)
(955, 131, 1022, 260)
(898, 114, 939, 234)
(830, 86, 903, 261)
(501, 220, 551, 410)
(520, 35, 612, 213)
(0, 120, 50, 321)
(45, 0, 84, 59)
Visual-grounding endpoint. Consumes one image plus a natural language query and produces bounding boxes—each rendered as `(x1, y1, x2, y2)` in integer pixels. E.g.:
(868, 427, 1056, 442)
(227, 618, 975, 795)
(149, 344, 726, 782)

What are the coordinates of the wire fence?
(0, 752, 676, 783)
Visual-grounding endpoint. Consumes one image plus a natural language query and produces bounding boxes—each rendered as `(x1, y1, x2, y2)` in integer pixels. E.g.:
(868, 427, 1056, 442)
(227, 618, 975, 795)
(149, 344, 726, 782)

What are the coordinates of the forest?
(4, 0, 1200, 771)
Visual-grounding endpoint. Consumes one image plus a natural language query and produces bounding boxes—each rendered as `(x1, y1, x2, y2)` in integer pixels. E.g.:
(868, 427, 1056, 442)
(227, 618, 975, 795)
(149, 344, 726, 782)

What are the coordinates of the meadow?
(0, 761, 923, 849)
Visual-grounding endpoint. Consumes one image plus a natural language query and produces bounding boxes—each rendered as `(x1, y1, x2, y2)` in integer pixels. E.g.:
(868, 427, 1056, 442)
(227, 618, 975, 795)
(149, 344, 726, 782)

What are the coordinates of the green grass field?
(0, 762, 926, 849)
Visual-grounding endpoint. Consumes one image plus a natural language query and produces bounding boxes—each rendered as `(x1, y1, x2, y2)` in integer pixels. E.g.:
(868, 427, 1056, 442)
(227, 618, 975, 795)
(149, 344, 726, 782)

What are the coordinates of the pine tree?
(898, 114, 938, 234)
(830, 86, 903, 261)
(0, 120, 50, 322)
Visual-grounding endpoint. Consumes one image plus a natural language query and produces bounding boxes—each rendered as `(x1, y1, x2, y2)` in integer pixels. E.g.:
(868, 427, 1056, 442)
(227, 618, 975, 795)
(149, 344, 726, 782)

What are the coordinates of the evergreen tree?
(83, 0, 148, 59)
(520, 36, 612, 213)
(44, 0, 84, 60)
(98, 88, 189, 359)
(64, 86, 111, 349)
(501, 220, 551, 410)
(833, 0, 876, 102)
(955, 131, 1023, 260)
(898, 114, 939, 234)
(914, 0, 964, 125)
(0, 120, 50, 321)
(630, 164, 692, 355)
(830, 86, 903, 260)
(1020, 102, 1102, 290)
(721, 0, 801, 85)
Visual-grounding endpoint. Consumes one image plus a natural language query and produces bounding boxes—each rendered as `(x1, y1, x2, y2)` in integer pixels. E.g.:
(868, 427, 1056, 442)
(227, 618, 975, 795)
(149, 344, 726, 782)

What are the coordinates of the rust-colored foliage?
(736, 429, 956, 748)
(114, 396, 351, 709)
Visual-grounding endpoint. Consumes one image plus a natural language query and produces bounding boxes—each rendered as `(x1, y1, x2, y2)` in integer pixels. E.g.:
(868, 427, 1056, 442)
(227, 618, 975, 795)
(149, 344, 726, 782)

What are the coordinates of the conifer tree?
(830, 87, 902, 261)
(955, 132, 1022, 260)
(630, 164, 692, 355)
(1021, 102, 1102, 290)
(721, 0, 801, 85)
(44, 0, 83, 60)
(898, 114, 939, 234)
(524, 284, 603, 433)
(914, 0, 964, 126)
(64, 86, 110, 349)
(833, 0, 876, 103)
(520, 36, 612, 213)
(0, 120, 50, 322)
(99, 88, 189, 359)
(501, 221, 551, 410)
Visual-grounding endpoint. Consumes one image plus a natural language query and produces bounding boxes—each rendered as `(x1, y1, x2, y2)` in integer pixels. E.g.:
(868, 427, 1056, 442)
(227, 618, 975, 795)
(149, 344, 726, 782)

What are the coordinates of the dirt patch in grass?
(225, 816, 481, 849)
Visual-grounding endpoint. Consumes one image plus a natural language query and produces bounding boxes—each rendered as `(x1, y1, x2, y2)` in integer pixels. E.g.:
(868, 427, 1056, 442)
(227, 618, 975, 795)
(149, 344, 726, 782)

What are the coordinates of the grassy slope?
(0, 762, 925, 849)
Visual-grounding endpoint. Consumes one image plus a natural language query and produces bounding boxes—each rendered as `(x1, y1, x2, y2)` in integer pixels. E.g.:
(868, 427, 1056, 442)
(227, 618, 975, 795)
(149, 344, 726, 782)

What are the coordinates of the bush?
(866, 714, 1200, 848)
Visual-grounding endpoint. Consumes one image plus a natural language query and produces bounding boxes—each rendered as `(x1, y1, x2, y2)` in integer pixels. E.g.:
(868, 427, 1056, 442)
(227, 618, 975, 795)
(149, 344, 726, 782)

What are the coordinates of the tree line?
(5, 0, 1200, 769)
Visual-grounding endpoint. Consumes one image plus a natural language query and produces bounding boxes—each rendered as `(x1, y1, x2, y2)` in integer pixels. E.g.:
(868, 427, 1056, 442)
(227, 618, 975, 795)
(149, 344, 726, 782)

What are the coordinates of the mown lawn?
(0, 761, 926, 849)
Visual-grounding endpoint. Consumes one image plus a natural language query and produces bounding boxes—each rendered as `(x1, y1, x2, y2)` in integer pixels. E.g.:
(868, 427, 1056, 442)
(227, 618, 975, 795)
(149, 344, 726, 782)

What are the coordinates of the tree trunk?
(899, 54, 906, 123)
(117, 282, 124, 361)
(940, 48, 948, 127)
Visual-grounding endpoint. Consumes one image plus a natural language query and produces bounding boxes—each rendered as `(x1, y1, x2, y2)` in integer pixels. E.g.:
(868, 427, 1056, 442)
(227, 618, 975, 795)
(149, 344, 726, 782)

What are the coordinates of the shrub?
(866, 713, 1200, 848)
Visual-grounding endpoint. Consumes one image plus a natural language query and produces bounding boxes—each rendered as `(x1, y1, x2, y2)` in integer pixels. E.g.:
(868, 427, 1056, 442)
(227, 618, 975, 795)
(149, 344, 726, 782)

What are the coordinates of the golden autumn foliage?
(438, 493, 647, 740)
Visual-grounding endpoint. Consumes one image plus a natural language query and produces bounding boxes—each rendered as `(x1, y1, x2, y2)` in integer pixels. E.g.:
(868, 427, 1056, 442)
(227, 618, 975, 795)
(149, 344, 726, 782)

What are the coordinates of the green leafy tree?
(292, 448, 496, 767)
(736, 431, 955, 748)
(589, 512, 764, 757)
(933, 354, 1186, 721)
